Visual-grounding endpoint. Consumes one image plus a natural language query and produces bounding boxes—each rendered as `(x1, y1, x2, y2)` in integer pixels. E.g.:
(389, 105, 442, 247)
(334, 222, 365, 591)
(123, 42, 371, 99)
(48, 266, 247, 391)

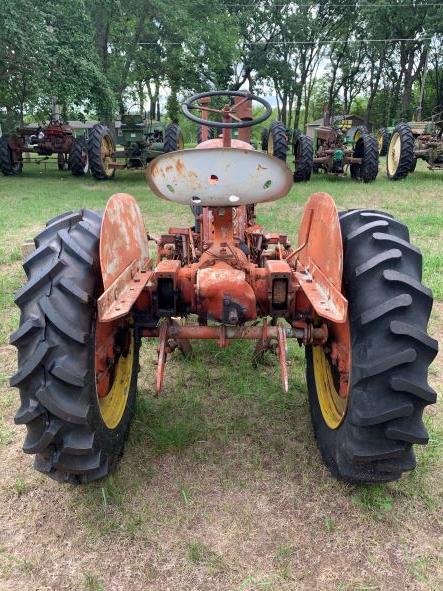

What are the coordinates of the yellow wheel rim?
(101, 135, 114, 177)
(313, 345, 347, 429)
(387, 132, 401, 176)
(377, 133, 384, 151)
(97, 331, 134, 429)
(354, 130, 362, 143)
(267, 132, 274, 156)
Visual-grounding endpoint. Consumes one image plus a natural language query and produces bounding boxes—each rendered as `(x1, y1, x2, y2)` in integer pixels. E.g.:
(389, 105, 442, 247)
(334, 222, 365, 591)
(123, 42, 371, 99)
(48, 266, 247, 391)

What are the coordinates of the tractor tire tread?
(268, 121, 287, 161)
(69, 138, 89, 177)
(350, 127, 379, 183)
(10, 209, 138, 483)
(306, 208, 437, 483)
(164, 123, 183, 153)
(293, 134, 313, 182)
(387, 123, 415, 180)
(88, 124, 115, 180)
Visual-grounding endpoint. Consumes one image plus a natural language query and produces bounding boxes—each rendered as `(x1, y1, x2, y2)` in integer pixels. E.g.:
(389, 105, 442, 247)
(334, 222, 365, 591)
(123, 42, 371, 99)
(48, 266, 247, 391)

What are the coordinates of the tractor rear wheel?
(377, 128, 391, 157)
(69, 139, 89, 176)
(0, 137, 22, 176)
(88, 124, 115, 180)
(267, 121, 287, 161)
(164, 123, 184, 153)
(293, 134, 313, 182)
(10, 210, 139, 483)
(306, 209, 437, 483)
(387, 123, 415, 180)
(350, 127, 379, 182)
(261, 128, 269, 151)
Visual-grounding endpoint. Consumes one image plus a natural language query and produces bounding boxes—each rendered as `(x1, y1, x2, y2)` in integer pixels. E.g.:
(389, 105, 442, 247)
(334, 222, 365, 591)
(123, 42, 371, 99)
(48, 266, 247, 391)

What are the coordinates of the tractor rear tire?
(306, 209, 437, 483)
(197, 126, 216, 144)
(164, 123, 184, 153)
(69, 139, 89, 176)
(350, 127, 379, 182)
(88, 124, 115, 180)
(0, 136, 22, 176)
(387, 123, 415, 181)
(10, 210, 139, 484)
(409, 157, 417, 173)
(293, 134, 313, 182)
(267, 121, 287, 161)
(377, 128, 391, 157)
(261, 128, 269, 151)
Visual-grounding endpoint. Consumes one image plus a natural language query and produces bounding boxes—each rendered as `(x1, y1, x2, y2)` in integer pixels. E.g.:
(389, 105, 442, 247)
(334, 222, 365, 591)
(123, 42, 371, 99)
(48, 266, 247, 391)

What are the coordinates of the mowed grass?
(0, 157, 442, 591)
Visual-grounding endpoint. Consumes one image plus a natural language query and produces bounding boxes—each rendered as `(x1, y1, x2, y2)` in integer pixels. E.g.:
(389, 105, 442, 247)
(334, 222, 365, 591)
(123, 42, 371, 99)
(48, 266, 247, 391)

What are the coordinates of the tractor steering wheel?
(182, 90, 272, 129)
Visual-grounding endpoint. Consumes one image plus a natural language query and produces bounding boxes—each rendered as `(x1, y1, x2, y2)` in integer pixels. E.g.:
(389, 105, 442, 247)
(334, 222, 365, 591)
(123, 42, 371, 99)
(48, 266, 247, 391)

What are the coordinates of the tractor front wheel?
(69, 139, 89, 176)
(88, 124, 116, 180)
(293, 134, 313, 182)
(267, 121, 287, 161)
(387, 123, 415, 180)
(164, 123, 184, 153)
(10, 210, 139, 483)
(0, 137, 22, 176)
(350, 127, 379, 182)
(306, 209, 437, 483)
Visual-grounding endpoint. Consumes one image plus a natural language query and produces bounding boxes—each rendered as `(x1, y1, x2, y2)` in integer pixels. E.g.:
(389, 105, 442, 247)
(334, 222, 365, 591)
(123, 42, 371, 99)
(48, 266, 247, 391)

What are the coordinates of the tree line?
(1, 0, 442, 132)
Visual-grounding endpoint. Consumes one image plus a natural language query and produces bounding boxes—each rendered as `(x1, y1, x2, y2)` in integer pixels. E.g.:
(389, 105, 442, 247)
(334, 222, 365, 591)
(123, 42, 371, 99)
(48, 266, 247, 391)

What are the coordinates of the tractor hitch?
(142, 321, 328, 394)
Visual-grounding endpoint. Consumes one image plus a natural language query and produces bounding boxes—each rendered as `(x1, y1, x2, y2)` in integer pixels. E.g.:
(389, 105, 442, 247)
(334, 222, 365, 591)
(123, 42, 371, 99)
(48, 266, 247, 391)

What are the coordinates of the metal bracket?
(98, 257, 151, 323)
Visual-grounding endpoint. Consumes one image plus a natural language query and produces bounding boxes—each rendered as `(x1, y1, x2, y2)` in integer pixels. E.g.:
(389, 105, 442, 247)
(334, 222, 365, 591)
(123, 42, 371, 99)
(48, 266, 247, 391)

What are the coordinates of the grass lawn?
(0, 157, 441, 591)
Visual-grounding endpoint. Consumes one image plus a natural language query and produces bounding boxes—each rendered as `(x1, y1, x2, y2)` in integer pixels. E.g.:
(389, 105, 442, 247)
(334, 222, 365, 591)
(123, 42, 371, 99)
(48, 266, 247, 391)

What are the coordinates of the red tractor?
(11, 91, 437, 485)
(0, 109, 88, 177)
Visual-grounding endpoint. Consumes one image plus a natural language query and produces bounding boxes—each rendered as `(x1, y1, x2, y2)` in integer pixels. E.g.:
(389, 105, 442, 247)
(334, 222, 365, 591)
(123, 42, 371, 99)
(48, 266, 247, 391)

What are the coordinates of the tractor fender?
(295, 192, 348, 323)
(97, 193, 151, 322)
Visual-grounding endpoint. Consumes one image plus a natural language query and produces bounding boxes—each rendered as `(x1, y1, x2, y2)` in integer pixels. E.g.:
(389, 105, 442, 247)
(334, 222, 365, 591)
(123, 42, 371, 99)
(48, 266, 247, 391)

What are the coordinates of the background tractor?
(0, 101, 88, 177)
(87, 112, 184, 180)
(310, 110, 379, 182)
(263, 121, 313, 183)
(387, 107, 443, 180)
(10, 90, 437, 487)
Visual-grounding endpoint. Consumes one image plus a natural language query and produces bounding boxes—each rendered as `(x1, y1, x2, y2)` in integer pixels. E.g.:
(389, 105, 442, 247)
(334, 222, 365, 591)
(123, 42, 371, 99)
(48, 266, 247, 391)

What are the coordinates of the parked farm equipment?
(387, 108, 443, 180)
(0, 102, 88, 176)
(309, 110, 379, 182)
(11, 90, 437, 486)
(87, 112, 183, 180)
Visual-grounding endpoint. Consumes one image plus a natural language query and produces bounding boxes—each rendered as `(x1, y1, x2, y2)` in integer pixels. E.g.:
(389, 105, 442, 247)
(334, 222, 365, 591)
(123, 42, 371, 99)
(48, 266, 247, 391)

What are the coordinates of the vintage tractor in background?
(310, 111, 379, 182)
(387, 107, 443, 180)
(0, 101, 89, 177)
(10, 90, 437, 487)
(263, 121, 313, 183)
(87, 112, 183, 180)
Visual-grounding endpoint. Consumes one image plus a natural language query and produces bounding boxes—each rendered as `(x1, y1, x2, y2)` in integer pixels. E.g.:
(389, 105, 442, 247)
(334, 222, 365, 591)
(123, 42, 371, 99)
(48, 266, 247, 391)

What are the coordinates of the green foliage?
(0, 0, 115, 122)
(0, 1, 442, 132)
(352, 485, 394, 518)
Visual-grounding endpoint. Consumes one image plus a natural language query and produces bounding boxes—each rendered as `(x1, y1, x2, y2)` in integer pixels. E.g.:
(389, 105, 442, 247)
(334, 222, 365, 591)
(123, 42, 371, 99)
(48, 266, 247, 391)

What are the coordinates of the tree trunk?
(136, 81, 145, 114)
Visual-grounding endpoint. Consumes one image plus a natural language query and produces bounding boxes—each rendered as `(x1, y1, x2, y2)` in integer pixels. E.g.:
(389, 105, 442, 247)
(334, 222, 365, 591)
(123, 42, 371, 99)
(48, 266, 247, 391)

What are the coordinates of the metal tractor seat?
(147, 147, 293, 207)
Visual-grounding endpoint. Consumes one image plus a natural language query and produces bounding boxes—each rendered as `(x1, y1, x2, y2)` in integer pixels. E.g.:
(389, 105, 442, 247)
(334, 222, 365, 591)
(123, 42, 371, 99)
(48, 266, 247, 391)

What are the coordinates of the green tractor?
(88, 113, 183, 180)
(386, 107, 443, 180)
